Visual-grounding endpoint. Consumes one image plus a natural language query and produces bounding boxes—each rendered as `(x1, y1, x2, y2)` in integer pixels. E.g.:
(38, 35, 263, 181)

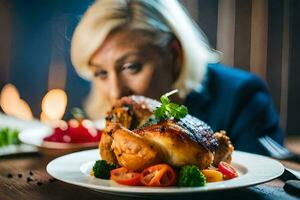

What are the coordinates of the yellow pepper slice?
(201, 169, 223, 182)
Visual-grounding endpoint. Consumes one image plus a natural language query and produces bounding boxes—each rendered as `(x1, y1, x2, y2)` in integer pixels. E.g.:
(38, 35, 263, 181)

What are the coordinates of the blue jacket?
(184, 63, 284, 155)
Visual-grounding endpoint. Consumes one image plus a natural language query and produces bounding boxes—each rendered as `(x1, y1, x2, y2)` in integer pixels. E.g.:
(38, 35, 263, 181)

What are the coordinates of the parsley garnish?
(154, 89, 188, 120)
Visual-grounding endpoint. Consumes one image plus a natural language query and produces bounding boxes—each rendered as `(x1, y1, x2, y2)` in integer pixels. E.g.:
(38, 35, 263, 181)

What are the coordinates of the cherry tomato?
(218, 161, 238, 179)
(110, 167, 141, 186)
(140, 164, 177, 187)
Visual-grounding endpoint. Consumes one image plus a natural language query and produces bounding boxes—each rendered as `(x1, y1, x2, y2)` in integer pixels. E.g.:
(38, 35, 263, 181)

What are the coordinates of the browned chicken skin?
(99, 96, 234, 171)
(213, 131, 234, 166)
(109, 123, 162, 171)
(134, 120, 214, 169)
(98, 132, 117, 164)
(99, 97, 154, 167)
(104, 96, 153, 129)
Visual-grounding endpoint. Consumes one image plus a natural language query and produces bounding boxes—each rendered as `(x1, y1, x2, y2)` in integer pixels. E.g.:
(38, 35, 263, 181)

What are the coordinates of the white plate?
(19, 125, 53, 147)
(47, 149, 284, 196)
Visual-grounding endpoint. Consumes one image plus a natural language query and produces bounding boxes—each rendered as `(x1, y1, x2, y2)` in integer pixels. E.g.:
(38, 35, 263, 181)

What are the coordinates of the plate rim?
(46, 149, 284, 195)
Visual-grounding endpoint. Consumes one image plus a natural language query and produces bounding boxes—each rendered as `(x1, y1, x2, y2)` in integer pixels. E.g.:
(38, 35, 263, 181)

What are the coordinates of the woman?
(71, 0, 283, 154)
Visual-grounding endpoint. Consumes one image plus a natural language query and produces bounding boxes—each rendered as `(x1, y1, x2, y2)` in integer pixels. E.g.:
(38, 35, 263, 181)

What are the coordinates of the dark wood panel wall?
(266, 0, 284, 116)
(0, 0, 11, 90)
(197, 0, 218, 48)
(0, 1, 92, 117)
(234, 0, 252, 71)
(287, 0, 300, 135)
(183, 0, 299, 135)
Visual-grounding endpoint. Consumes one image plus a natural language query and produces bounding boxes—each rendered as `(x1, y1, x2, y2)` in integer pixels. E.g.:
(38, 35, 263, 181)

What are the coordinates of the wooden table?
(0, 138, 300, 200)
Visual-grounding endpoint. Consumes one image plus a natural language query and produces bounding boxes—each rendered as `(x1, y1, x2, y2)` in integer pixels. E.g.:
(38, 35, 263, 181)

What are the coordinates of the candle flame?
(0, 83, 33, 120)
(41, 89, 67, 122)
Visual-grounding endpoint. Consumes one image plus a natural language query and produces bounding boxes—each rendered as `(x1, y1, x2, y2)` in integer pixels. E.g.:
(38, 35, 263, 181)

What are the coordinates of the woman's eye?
(94, 70, 108, 79)
(122, 63, 142, 74)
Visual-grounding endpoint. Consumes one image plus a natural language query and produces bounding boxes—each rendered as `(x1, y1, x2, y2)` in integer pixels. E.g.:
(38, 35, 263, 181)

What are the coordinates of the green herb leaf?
(160, 95, 170, 105)
(154, 89, 188, 120)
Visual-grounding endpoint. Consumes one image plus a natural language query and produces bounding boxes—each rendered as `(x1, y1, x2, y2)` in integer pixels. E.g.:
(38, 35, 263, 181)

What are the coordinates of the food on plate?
(92, 160, 116, 179)
(110, 167, 141, 186)
(0, 127, 20, 147)
(213, 131, 234, 167)
(177, 165, 206, 187)
(140, 164, 177, 187)
(201, 169, 223, 183)
(94, 90, 238, 187)
(218, 161, 238, 179)
(43, 119, 102, 144)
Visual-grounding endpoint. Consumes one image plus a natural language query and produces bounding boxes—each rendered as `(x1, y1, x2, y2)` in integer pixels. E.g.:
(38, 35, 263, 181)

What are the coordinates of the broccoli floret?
(92, 160, 116, 179)
(177, 165, 206, 187)
(0, 128, 20, 147)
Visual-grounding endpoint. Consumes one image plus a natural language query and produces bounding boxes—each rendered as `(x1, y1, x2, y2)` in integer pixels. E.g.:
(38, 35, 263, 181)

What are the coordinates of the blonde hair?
(71, 0, 219, 119)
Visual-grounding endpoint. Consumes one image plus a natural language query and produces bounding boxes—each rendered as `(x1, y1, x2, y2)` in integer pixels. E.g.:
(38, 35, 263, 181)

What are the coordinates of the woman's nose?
(109, 74, 122, 100)
(109, 73, 130, 100)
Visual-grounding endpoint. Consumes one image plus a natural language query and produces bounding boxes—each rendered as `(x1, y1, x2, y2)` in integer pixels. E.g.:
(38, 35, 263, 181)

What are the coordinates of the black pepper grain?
(49, 178, 56, 182)
(18, 173, 22, 178)
(7, 173, 13, 178)
(29, 171, 33, 176)
(27, 177, 34, 182)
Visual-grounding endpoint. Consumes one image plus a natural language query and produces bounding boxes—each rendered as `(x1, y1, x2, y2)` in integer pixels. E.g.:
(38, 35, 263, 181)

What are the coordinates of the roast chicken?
(99, 96, 233, 171)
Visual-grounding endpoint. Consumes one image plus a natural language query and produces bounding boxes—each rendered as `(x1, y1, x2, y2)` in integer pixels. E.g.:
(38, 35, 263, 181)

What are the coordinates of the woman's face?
(89, 29, 180, 104)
